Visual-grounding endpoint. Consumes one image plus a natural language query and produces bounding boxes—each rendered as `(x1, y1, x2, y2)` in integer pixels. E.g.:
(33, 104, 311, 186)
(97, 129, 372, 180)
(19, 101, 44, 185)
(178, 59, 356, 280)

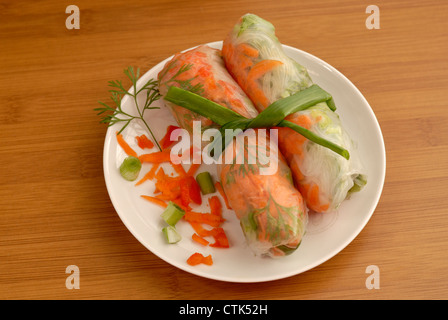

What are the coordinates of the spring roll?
(223, 14, 367, 213)
(158, 45, 307, 257)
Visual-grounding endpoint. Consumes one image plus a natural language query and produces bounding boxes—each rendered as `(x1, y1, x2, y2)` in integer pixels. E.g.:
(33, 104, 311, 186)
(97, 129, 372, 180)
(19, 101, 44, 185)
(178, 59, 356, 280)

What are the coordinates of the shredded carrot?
(184, 211, 224, 228)
(171, 162, 187, 177)
(187, 163, 201, 177)
(155, 175, 182, 200)
(192, 233, 209, 246)
(159, 125, 181, 150)
(248, 83, 271, 109)
(238, 43, 259, 58)
(116, 132, 138, 157)
(179, 176, 202, 206)
(214, 181, 231, 209)
(171, 197, 191, 212)
(140, 195, 168, 208)
(139, 150, 172, 163)
(187, 252, 213, 266)
(135, 134, 154, 149)
(245, 60, 284, 109)
(135, 163, 160, 186)
(188, 221, 213, 237)
(247, 60, 283, 82)
(209, 227, 229, 248)
(298, 182, 330, 212)
(308, 184, 320, 209)
(208, 196, 222, 217)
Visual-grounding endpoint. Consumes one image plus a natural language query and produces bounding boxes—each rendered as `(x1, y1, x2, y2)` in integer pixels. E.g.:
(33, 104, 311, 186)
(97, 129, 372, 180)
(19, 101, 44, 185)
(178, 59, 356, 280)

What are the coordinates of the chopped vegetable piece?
(154, 168, 183, 200)
(171, 162, 187, 177)
(135, 163, 160, 186)
(116, 132, 138, 157)
(140, 195, 168, 208)
(187, 163, 201, 177)
(180, 176, 202, 206)
(161, 201, 185, 226)
(187, 253, 213, 266)
(159, 125, 181, 149)
(209, 227, 229, 248)
(192, 233, 209, 246)
(188, 221, 214, 237)
(208, 196, 222, 217)
(136, 134, 154, 149)
(162, 225, 182, 244)
(139, 150, 172, 163)
(183, 211, 224, 227)
(214, 181, 231, 209)
(196, 172, 215, 195)
(119, 156, 142, 181)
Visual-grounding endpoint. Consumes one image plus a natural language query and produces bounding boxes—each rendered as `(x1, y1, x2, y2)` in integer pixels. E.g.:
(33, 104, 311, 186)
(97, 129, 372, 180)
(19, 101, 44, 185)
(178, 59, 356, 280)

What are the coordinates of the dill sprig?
(158, 62, 204, 95)
(94, 66, 162, 151)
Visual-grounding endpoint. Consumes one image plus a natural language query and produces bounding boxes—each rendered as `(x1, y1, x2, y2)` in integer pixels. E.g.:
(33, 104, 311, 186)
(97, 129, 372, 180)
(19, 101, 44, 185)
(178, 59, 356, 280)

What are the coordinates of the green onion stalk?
(163, 84, 349, 160)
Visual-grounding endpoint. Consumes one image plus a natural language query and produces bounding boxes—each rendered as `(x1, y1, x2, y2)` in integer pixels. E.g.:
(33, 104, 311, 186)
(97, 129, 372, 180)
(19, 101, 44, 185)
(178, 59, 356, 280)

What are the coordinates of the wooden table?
(1, 0, 447, 300)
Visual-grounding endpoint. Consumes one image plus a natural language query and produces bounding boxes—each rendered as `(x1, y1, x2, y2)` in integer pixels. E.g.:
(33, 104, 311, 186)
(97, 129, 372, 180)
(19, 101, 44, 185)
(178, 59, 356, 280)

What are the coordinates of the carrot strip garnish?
(238, 43, 259, 57)
(184, 211, 224, 227)
(247, 60, 283, 82)
(159, 125, 181, 150)
(139, 150, 172, 163)
(171, 162, 187, 177)
(187, 163, 201, 177)
(209, 227, 230, 248)
(179, 176, 202, 206)
(135, 163, 160, 186)
(214, 182, 231, 209)
(116, 132, 138, 157)
(209, 196, 222, 217)
(187, 253, 213, 266)
(140, 195, 167, 208)
(135, 134, 154, 149)
(192, 233, 209, 246)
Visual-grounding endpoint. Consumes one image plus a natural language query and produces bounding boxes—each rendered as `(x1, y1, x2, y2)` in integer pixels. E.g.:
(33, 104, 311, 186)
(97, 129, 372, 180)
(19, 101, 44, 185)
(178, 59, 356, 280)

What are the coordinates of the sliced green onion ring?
(161, 201, 185, 226)
(196, 171, 215, 195)
(162, 225, 182, 244)
(119, 156, 142, 181)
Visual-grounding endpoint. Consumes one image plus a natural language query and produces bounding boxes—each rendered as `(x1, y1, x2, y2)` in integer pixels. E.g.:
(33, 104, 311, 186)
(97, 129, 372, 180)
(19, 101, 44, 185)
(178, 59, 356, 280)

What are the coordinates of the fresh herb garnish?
(158, 62, 204, 95)
(94, 66, 162, 151)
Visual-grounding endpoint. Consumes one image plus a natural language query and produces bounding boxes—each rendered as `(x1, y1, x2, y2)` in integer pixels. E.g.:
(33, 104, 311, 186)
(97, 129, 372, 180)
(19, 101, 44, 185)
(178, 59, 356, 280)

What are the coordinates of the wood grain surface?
(1, 0, 447, 300)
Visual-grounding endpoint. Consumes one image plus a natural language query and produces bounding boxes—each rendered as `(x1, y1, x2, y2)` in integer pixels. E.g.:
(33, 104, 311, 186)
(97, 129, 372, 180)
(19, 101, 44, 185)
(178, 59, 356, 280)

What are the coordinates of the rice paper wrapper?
(223, 13, 367, 213)
(218, 129, 308, 258)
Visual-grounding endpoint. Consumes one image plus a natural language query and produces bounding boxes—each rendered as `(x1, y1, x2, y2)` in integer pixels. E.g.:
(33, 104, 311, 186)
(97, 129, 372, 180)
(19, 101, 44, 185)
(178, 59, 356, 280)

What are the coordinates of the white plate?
(103, 41, 386, 283)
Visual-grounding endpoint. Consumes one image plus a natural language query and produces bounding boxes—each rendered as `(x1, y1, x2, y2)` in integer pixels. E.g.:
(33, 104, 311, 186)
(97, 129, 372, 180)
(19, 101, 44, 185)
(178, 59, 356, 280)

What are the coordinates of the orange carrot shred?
(116, 132, 138, 157)
(140, 195, 167, 208)
(135, 134, 154, 149)
(159, 125, 181, 150)
(135, 163, 160, 186)
(214, 182, 231, 209)
(139, 150, 172, 163)
(171, 162, 187, 177)
(187, 163, 201, 177)
(192, 233, 209, 246)
(187, 253, 213, 266)
(209, 227, 230, 248)
(188, 221, 213, 237)
(184, 211, 224, 227)
(209, 196, 222, 217)
(247, 59, 283, 82)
